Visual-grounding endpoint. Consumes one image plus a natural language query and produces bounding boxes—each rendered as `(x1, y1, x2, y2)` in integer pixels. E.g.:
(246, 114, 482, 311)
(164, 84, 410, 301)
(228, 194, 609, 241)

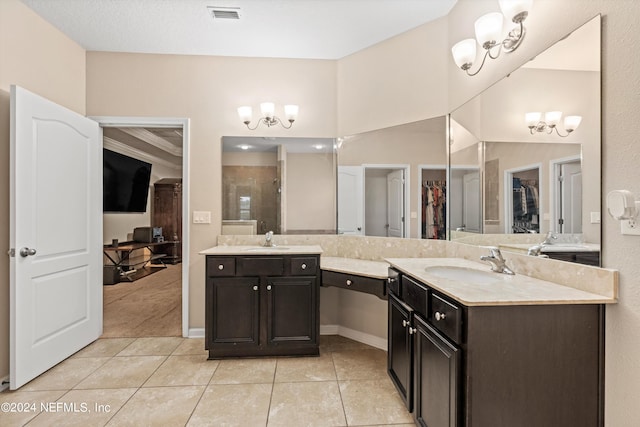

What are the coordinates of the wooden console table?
(103, 241, 168, 284)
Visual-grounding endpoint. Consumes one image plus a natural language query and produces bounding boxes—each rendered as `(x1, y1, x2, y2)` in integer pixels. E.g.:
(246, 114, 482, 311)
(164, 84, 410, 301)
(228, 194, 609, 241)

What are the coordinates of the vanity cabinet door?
(266, 277, 318, 346)
(388, 293, 413, 411)
(414, 315, 459, 427)
(206, 277, 260, 351)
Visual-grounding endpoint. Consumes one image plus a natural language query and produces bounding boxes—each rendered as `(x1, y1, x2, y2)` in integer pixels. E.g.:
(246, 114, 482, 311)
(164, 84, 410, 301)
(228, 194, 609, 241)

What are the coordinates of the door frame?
(363, 164, 410, 238)
(91, 116, 191, 338)
(503, 162, 542, 234)
(550, 155, 581, 234)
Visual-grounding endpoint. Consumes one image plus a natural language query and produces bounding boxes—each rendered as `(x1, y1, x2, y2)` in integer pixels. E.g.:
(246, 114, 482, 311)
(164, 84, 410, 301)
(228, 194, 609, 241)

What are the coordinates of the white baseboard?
(188, 326, 387, 350)
(320, 324, 339, 335)
(321, 324, 387, 351)
(1, 375, 9, 392)
(188, 328, 205, 338)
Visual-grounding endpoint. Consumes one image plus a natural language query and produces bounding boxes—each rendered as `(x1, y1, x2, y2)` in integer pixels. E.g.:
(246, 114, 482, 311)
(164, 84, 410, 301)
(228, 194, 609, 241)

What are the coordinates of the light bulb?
(475, 12, 504, 49)
(452, 39, 477, 69)
(237, 106, 252, 123)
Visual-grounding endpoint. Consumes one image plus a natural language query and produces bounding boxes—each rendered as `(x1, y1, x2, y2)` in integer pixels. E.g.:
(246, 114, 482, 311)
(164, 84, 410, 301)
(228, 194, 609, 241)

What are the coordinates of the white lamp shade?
(544, 111, 563, 127)
(475, 12, 504, 47)
(237, 106, 252, 123)
(525, 112, 542, 127)
(564, 115, 582, 131)
(260, 102, 275, 118)
(498, 0, 533, 22)
(284, 104, 299, 121)
(452, 39, 477, 69)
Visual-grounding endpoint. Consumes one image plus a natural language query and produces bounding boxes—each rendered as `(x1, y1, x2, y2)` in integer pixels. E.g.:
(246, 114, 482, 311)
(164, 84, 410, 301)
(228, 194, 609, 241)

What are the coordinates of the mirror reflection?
(337, 117, 447, 239)
(221, 136, 337, 235)
(449, 15, 601, 266)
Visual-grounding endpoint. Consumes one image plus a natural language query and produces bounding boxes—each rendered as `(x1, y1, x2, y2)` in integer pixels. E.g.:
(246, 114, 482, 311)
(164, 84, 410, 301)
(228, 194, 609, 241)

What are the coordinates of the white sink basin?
(244, 246, 290, 252)
(425, 266, 506, 285)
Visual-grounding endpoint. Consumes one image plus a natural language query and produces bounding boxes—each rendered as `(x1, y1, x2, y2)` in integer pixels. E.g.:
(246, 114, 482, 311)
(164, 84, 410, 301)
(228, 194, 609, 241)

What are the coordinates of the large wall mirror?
(337, 117, 447, 239)
(449, 15, 601, 265)
(221, 136, 337, 235)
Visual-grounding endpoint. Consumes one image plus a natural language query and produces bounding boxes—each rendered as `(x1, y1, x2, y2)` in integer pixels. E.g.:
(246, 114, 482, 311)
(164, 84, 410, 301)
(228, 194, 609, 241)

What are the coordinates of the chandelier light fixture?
(237, 102, 298, 130)
(525, 111, 582, 137)
(451, 0, 533, 77)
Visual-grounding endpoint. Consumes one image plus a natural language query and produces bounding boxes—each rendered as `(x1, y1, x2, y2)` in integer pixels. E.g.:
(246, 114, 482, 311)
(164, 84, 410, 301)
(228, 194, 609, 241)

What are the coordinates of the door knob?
(253, 286, 258, 291)
(19, 247, 37, 257)
(267, 285, 272, 291)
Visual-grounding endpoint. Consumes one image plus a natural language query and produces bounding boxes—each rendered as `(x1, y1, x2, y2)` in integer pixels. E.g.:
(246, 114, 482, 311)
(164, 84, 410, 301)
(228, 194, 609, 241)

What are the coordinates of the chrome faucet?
(263, 231, 275, 247)
(480, 247, 515, 275)
(541, 231, 557, 246)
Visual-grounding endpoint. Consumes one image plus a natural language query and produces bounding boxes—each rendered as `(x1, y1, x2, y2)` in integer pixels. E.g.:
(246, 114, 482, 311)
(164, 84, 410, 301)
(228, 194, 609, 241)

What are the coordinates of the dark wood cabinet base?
(205, 254, 320, 359)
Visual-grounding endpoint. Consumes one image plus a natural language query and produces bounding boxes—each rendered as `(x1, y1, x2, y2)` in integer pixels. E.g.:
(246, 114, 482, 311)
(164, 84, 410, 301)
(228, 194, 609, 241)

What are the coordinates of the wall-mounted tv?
(103, 149, 152, 213)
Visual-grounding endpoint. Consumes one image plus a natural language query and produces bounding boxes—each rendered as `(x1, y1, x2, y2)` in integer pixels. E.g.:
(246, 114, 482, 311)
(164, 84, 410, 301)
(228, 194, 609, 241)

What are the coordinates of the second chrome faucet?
(480, 247, 515, 275)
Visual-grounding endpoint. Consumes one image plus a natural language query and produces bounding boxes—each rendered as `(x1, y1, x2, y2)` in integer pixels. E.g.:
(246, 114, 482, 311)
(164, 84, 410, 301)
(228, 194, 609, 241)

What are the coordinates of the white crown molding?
(119, 127, 183, 157)
(104, 137, 181, 171)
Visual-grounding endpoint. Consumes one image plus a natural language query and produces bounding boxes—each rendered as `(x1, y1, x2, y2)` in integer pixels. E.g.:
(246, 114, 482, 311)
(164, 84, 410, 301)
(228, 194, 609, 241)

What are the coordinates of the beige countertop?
(386, 257, 617, 306)
(500, 242, 601, 253)
(321, 256, 390, 279)
(200, 245, 323, 255)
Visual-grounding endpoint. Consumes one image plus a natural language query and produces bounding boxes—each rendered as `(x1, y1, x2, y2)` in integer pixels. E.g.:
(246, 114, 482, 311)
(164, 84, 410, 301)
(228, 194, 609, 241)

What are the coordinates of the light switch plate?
(621, 219, 640, 235)
(193, 211, 211, 224)
(590, 212, 601, 224)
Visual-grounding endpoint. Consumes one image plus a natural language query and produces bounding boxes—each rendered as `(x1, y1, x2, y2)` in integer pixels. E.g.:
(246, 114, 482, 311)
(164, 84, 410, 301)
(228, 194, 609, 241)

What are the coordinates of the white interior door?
(463, 172, 481, 233)
(560, 161, 582, 233)
(387, 170, 405, 237)
(337, 166, 363, 234)
(10, 85, 102, 389)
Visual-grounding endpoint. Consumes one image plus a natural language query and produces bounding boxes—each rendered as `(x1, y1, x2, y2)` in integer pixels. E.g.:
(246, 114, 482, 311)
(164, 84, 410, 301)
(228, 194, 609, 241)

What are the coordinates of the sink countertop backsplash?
(215, 234, 618, 301)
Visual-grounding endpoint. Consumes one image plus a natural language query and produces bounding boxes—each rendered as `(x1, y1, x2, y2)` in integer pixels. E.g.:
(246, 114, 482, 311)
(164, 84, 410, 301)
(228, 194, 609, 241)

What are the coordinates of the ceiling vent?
(208, 6, 241, 20)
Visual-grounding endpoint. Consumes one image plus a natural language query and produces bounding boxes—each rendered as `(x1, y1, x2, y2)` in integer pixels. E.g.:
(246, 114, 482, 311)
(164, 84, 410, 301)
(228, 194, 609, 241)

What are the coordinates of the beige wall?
(285, 153, 336, 232)
(0, 0, 87, 386)
(86, 51, 337, 332)
(337, 16, 449, 135)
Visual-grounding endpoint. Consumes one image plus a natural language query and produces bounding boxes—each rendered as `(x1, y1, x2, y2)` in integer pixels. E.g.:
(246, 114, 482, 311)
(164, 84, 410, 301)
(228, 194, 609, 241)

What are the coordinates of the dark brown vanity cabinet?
(387, 268, 604, 427)
(388, 293, 414, 410)
(206, 254, 320, 359)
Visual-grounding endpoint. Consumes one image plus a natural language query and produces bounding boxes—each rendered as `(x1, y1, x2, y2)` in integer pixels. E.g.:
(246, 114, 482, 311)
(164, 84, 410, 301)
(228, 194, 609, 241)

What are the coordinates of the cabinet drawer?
(207, 257, 235, 276)
(240, 257, 284, 276)
(291, 257, 318, 275)
(387, 268, 401, 296)
(322, 270, 386, 299)
(430, 293, 462, 344)
(402, 275, 428, 317)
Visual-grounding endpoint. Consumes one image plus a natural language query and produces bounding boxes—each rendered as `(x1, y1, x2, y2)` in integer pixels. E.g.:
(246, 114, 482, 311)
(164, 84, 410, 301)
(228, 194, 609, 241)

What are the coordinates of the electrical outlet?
(193, 211, 211, 224)
(621, 219, 640, 236)
(590, 212, 601, 224)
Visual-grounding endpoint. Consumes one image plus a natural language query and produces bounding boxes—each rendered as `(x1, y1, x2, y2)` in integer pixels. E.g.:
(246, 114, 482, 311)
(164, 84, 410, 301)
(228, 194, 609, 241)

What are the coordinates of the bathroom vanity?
(386, 257, 614, 427)
(200, 245, 322, 359)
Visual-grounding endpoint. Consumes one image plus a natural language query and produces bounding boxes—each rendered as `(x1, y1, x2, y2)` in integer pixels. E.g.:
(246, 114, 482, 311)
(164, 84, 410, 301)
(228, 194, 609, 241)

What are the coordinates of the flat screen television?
(103, 149, 152, 213)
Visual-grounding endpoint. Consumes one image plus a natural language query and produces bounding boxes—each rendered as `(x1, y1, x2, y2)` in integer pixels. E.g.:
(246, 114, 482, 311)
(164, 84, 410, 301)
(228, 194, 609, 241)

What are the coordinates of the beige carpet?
(102, 264, 182, 338)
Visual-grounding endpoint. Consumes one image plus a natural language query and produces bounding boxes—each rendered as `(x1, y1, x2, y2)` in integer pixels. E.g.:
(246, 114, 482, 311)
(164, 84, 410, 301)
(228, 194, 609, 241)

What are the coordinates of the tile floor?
(0, 335, 415, 426)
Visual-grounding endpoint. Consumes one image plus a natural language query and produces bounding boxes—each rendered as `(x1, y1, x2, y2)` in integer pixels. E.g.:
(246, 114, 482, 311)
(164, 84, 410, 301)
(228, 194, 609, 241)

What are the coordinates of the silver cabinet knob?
(434, 312, 446, 321)
(402, 320, 409, 327)
(218, 264, 224, 270)
(409, 327, 417, 335)
(346, 279, 352, 286)
(267, 285, 272, 291)
(253, 285, 258, 291)
(19, 247, 37, 257)
(301, 263, 307, 270)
